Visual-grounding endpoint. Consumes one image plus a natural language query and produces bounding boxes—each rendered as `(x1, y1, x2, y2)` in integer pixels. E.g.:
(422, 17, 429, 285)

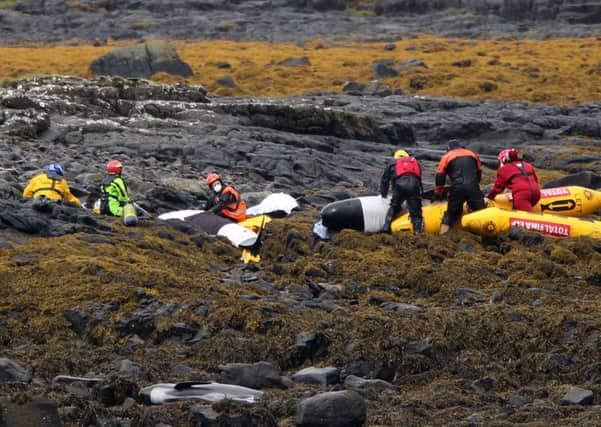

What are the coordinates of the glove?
(431, 186, 445, 202)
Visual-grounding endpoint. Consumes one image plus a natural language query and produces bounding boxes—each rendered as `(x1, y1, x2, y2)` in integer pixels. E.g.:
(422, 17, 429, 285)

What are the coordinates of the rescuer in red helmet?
(486, 148, 541, 212)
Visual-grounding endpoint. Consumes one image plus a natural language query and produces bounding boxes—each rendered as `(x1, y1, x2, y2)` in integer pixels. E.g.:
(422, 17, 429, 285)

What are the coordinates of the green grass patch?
(0, 0, 21, 9)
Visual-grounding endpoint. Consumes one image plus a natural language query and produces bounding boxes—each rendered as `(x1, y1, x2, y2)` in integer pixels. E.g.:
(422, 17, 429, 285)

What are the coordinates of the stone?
(399, 57, 426, 70)
(452, 59, 473, 67)
(64, 308, 90, 335)
(218, 361, 286, 389)
(91, 40, 193, 78)
(287, 332, 329, 368)
(0, 358, 31, 383)
(278, 56, 311, 67)
(0, 397, 62, 427)
(489, 291, 504, 304)
(343, 374, 395, 391)
(466, 413, 485, 425)
(372, 61, 398, 78)
(217, 76, 236, 88)
(380, 302, 424, 314)
(342, 81, 367, 95)
(560, 387, 594, 405)
(296, 390, 366, 427)
(471, 376, 496, 393)
(189, 405, 218, 427)
(293, 366, 340, 385)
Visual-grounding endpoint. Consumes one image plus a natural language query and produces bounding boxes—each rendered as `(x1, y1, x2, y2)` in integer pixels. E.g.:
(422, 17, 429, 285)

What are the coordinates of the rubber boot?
(412, 217, 424, 235)
(382, 207, 395, 234)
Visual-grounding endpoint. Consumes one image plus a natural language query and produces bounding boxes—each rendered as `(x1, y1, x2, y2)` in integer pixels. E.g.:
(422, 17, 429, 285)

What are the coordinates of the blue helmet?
(46, 164, 64, 177)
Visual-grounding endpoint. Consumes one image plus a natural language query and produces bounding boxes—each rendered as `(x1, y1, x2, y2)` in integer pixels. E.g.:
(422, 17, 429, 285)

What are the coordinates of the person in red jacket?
(486, 148, 541, 211)
(380, 149, 423, 234)
(435, 139, 486, 234)
(205, 172, 247, 222)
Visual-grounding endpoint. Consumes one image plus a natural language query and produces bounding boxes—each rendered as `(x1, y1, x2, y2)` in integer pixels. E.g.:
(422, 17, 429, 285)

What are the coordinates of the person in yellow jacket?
(22, 164, 82, 207)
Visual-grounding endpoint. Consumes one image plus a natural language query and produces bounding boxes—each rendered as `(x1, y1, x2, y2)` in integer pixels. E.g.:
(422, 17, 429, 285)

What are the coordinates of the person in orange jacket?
(204, 172, 247, 222)
(23, 163, 82, 207)
(434, 140, 485, 234)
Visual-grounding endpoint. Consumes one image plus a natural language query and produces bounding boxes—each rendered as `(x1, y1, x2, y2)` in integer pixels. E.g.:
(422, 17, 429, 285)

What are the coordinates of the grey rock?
(372, 61, 398, 78)
(380, 302, 424, 314)
(0, 358, 31, 383)
(0, 397, 62, 427)
(343, 374, 395, 391)
(189, 405, 218, 427)
(189, 404, 277, 427)
(287, 332, 329, 369)
(91, 40, 193, 78)
(293, 366, 340, 385)
(64, 308, 90, 335)
(508, 395, 529, 408)
(489, 291, 504, 304)
(471, 376, 496, 393)
(466, 413, 485, 425)
(296, 390, 366, 427)
(278, 56, 311, 67)
(398, 57, 426, 70)
(560, 386, 594, 405)
(219, 361, 287, 389)
(217, 76, 236, 88)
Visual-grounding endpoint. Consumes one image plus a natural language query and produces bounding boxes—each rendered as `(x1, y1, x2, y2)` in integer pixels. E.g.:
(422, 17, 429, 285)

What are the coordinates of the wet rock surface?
(1, 75, 600, 216)
(0, 73, 600, 426)
(0, 0, 600, 44)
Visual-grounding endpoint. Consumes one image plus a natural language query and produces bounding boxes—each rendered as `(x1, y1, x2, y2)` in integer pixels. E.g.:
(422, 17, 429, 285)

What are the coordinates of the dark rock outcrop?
(219, 361, 287, 389)
(296, 390, 367, 427)
(0, 358, 31, 383)
(91, 41, 193, 78)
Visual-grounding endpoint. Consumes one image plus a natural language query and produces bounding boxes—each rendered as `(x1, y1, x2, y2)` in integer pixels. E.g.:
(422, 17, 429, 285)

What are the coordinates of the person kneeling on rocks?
(23, 163, 82, 207)
(486, 148, 541, 212)
(205, 172, 247, 222)
(380, 149, 423, 234)
(99, 160, 130, 217)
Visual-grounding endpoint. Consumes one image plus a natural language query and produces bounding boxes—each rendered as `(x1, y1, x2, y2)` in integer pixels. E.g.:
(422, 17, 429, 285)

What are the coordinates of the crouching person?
(380, 149, 423, 234)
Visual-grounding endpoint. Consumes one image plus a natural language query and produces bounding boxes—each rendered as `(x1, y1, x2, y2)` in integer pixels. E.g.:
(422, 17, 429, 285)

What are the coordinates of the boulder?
(287, 331, 330, 368)
(0, 358, 31, 383)
(292, 366, 340, 385)
(542, 171, 601, 189)
(91, 40, 193, 78)
(219, 361, 287, 389)
(296, 390, 366, 427)
(372, 61, 398, 78)
(189, 403, 278, 427)
(0, 398, 62, 427)
(343, 374, 395, 391)
(217, 76, 236, 88)
(278, 56, 311, 67)
(560, 386, 594, 405)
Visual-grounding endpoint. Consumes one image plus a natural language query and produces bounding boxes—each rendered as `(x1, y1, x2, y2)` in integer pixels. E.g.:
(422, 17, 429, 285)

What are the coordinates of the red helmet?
(206, 172, 221, 186)
(107, 160, 123, 175)
(498, 149, 518, 166)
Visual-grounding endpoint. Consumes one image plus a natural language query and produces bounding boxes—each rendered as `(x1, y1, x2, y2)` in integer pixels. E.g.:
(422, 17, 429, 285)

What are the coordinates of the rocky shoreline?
(0, 75, 600, 426)
(0, 1, 601, 425)
(1, 0, 600, 45)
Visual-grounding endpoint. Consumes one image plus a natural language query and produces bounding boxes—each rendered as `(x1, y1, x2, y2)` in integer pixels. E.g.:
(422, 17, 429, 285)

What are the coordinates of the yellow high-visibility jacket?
(23, 173, 82, 207)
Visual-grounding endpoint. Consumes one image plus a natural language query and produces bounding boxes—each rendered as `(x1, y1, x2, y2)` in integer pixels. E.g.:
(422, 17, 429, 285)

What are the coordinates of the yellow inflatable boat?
(461, 207, 601, 238)
(490, 186, 601, 217)
(390, 186, 601, 238)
